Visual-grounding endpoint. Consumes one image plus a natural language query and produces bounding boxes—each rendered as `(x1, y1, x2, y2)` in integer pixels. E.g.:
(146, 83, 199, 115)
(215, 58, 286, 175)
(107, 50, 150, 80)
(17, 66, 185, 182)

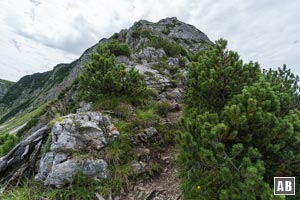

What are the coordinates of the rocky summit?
(0, 17, 213, 199)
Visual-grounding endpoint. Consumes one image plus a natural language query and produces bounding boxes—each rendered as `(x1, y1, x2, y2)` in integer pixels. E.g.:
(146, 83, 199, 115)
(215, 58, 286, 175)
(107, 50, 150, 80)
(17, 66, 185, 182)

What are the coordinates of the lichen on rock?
(35, 112, 118, 187)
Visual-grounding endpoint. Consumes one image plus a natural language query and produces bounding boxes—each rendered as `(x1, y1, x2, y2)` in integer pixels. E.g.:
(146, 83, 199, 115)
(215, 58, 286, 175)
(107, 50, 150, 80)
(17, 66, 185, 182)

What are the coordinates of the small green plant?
(150, 62, 168, 76)
(40, 134, 52, 155)
(0, 133, 18, 157)
(137, 108, 158, 122)
(109, 40, 130, 57)
(179, 56, 187, 68)
(148, 162, 162, 176)
(136, 30, 152, 38)
(148, 36, 184, 57)
(93, 96, 144, 113)
(131, 29, 141, 38)
(144, 71, 154, 77)
(49, 116, 64, 127)
(155, 102, 169, 117)
(111, 33, 119, 39)
(168, 65, 180, 75)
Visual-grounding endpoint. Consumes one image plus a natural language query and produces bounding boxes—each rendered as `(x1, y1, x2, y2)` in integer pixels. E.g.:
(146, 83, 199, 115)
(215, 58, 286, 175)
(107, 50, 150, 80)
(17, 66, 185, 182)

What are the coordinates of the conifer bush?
(178, 39, 300, 199)
(78, 40, 145, 101)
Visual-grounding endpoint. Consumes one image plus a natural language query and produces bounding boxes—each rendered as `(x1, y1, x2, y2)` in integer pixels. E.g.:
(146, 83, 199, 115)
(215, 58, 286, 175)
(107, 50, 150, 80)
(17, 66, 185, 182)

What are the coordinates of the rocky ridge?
(0, 17, 211, 123)
(0, 17, 213, 199)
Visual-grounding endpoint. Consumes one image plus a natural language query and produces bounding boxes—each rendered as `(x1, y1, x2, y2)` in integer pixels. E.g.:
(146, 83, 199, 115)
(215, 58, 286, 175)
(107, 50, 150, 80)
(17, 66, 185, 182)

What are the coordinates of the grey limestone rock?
(44, 159, 108, 187)
(131, 161, 147, 174)
(129, 127, 162, 146)
(116, 55, 130, 65)
(167, 88, 184, 103)
(35, 112, 115, 187)
(34, 152, 55, 181)
(166, 57, 179, 67)
(76, 102, 92, 113)
(134, 47, 166, 62)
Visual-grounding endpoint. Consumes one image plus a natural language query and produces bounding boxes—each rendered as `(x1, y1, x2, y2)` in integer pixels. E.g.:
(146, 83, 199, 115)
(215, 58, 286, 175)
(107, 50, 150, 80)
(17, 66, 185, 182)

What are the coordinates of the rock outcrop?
(35, 112, 118, 187)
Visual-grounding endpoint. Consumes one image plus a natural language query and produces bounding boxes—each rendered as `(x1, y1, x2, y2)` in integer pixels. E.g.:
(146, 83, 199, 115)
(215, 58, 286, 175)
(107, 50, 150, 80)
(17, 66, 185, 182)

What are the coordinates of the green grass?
(1, 178, 99, 200)
(148, 36, 186, 57)
(137, 108, 158, 121)
(94, 96, 144, 111)
(0, 83, 176, 199)
(0, 133, 18, 156)
(130, 27, 186, 57)
(154, 101, 170, 117)
(0, 97, 174, 199)
(0, 102, 49, 134)
(0, 103, 50, 156)
(0, 100, 32, 124)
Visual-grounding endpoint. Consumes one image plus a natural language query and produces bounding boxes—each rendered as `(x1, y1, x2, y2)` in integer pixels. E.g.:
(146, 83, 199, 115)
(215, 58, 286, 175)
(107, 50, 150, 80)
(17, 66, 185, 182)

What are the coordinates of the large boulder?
(50, 112, 118, 153)
(43, 158, 107, 187)
(35, 112, 118, 187)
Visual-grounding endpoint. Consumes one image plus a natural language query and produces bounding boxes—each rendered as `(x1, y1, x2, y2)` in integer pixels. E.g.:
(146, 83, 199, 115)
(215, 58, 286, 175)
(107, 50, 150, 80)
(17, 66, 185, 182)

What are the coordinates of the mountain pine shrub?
(78, 40, 145, 101)
(178, 39, 300, 199)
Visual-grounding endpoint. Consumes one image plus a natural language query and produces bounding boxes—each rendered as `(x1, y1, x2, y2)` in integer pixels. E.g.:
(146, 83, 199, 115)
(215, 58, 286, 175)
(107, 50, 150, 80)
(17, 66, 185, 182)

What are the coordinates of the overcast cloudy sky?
(0, 0, 299, 81)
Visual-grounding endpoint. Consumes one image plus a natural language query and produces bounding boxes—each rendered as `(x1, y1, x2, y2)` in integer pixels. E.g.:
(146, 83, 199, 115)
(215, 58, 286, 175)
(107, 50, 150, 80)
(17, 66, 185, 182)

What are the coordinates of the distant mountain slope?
(0, 79, 15, 99)
(0, 17, 213, 124)
(0, 44, 97, 120)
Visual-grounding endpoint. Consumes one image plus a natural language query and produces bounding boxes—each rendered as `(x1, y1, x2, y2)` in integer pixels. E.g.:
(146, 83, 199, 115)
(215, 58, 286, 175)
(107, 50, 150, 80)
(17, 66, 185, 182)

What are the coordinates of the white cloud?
(0, 0, 299, 81)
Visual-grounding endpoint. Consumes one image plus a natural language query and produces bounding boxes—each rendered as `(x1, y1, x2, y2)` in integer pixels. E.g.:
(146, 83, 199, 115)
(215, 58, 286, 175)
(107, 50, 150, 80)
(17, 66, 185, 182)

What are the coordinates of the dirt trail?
(118, 147, 183, 200)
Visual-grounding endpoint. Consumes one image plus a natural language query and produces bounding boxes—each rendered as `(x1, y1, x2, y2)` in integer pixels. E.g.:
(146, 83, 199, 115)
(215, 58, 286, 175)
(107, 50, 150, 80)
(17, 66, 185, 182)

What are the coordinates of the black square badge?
(274, 177, 295, 195)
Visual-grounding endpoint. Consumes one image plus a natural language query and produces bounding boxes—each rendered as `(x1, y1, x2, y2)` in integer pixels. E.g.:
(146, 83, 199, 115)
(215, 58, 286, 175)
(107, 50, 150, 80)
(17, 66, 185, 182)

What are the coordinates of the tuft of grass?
(94, 96, 144, 112)
(150, 62, 169, 76)
(179, 56, 187, 68)
(154, 102, 170, 118)
(109, 163, 132, 191)
(156, 124, 178, 145)
(105, 133, 132, 165)
(0, 178, 98, 200)
(137, 107, 159, 122)
(148, 36, 185, 57)
(0, 133, 18, 157)
(148, 162, 162, 176)
(40, 134, 52, 156)
(49, 116, 64, 127)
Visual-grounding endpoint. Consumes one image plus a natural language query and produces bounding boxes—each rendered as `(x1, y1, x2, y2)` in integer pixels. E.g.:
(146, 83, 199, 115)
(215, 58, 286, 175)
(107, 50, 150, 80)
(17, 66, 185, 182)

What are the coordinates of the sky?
(0, 0, 299, 82)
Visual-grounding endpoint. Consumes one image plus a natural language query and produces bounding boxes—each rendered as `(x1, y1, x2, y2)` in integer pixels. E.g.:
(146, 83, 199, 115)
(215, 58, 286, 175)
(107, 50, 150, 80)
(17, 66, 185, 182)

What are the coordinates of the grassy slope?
(0, 103, 48, 134)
